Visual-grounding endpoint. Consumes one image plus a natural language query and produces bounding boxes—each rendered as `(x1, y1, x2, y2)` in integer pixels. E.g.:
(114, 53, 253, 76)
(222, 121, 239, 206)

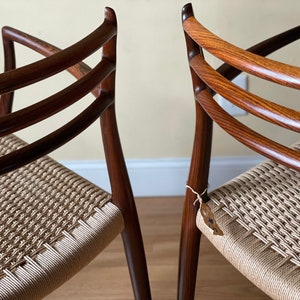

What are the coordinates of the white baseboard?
(60, 156, 264, 197)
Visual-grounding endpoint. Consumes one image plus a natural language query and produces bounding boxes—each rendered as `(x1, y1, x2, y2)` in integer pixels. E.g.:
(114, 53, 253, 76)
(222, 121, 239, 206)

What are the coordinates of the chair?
(0, 7, 151, 300)
(179, 3, 300, 299)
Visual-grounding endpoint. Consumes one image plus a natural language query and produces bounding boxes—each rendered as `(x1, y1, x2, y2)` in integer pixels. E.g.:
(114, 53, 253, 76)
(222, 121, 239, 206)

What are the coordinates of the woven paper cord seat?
(178, 3, 300, 300)
(197, 143, 300, 299)
(0, 134, 123, 299)
(0, 7, 151, 300)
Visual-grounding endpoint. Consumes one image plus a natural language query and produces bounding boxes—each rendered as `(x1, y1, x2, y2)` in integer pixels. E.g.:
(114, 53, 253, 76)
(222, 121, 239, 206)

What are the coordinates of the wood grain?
(45, 197, 270, 300)
(179, 4, 300, 298)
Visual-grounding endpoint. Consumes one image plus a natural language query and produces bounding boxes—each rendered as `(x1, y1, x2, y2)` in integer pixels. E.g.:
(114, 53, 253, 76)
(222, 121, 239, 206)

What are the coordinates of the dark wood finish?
(179, 3, 300, 299)
(0, 7, 151, 299)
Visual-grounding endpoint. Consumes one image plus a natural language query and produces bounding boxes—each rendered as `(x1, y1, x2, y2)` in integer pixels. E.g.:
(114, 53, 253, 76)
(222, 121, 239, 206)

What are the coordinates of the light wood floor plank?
(45, 197, 270, 299)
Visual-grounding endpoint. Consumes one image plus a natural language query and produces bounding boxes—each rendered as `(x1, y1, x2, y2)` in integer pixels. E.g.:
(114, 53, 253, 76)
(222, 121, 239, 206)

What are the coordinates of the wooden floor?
(45, 197, 270, 300)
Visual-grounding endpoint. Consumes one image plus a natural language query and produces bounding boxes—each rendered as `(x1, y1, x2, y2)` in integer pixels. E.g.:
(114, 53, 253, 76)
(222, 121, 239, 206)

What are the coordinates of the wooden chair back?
(182, 4, 300, 170)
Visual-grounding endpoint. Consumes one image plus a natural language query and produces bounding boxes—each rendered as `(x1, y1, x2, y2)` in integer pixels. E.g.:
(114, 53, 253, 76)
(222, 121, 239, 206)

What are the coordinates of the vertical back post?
(100, 7, 152, 300)
(178, 4, 213, 299)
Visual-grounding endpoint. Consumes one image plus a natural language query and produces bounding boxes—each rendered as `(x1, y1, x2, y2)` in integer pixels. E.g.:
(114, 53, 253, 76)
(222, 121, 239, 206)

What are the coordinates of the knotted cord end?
(186, 184, 224, 236)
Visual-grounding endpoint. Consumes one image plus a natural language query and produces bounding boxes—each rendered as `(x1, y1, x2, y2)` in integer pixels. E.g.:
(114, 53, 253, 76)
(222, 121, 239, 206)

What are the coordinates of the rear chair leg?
(178, 191, 202, 300)
(122, 215, 152, 300)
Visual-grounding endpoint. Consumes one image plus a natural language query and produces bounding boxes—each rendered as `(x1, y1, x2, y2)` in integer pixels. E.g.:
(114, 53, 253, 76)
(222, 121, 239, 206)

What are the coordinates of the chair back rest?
(0, 7, 117, 175)
(182, 3, 300, 171)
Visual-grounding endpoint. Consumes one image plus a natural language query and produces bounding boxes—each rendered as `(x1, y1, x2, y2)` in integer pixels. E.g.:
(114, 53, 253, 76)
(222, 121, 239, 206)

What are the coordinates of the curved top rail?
(2, 27, 92, 84)
(217, 25, 300, 83)
(183, 13, 300, 89)
(0, 7, 117, 94)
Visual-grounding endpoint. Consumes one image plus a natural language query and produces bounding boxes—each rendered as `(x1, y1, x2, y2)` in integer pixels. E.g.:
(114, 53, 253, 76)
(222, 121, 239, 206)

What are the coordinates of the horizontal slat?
(190, 54, 300, 132)
(196, 89, 300, 170)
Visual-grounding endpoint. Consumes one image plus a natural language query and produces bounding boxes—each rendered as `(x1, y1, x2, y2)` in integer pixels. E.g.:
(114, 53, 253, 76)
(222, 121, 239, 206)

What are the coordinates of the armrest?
(2, 26, 92, 81)
(217, 25, 300, 81)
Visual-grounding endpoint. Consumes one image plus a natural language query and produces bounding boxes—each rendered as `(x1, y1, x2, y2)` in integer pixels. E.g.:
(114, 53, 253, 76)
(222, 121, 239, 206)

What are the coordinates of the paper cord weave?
(0, 134, 118, 277)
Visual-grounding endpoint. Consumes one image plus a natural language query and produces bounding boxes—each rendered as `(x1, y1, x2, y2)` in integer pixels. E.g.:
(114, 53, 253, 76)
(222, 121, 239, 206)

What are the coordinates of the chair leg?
(100, 106, 151, 299)
(121, 216, 152, 300)
(178, 193, 201, 300)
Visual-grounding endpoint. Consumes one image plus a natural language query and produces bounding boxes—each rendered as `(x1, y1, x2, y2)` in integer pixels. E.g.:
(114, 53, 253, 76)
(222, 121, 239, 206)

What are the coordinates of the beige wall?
(0, 1, 299, 160)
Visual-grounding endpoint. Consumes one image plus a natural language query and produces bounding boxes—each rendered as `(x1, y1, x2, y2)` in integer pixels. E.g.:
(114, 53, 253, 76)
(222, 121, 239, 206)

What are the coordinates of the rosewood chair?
(0, 7, 151, 300)
(179, 3, 300, 299)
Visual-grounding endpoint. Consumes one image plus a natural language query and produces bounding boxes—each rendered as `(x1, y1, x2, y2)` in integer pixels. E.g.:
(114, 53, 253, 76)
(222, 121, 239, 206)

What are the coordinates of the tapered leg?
(101, 103, 151, 300)
(178, 189, 201, 300)
(121, 207, 152, 300)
